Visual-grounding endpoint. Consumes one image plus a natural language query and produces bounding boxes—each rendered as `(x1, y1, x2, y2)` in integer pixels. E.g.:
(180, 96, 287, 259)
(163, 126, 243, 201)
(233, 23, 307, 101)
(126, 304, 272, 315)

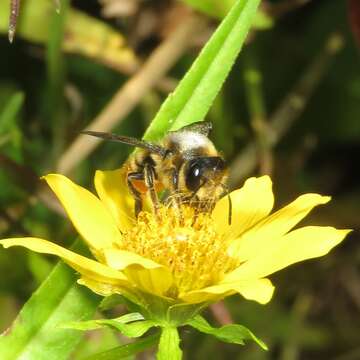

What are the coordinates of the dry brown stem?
(210, 301, 233, 325)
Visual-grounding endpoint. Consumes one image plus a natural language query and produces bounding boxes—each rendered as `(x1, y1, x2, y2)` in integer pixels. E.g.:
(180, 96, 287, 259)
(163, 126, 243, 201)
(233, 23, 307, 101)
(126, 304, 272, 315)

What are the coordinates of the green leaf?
(63, 313, 156, 338)
(0, 92, 24, 134)
(143, 0, 261, 141)
(27, 252, 53, 285)
(102, 320, 155, 338)
(166, 301, 209, 326)
(47, 0, 67, 94)
(186, 315, 268, 350)
(63, 312, 144, 330)
(84, 333, 160, 360)
(99, 294, 126, 310)
(157, 327, 182, 360)
(253, 11, 274, 30)
(45, 0, 69, 159)
(0, 240, 101, 360)
(72, 327, 121, 360)
(0, 91, 24, 161)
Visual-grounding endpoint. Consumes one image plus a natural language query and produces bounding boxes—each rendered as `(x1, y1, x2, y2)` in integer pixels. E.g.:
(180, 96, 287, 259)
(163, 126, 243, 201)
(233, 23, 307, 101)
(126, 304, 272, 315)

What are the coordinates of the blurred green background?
(0, 0, 359, 359)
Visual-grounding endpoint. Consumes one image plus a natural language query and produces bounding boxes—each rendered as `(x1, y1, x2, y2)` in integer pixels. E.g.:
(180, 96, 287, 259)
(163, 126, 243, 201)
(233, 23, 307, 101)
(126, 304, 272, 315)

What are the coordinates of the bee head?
(185, 156, 227, 194)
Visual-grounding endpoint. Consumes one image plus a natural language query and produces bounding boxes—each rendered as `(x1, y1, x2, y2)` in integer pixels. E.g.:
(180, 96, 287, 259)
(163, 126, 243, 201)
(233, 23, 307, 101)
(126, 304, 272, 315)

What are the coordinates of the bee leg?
(169, 167, 183, 224)
(127, 172, 144, 218)
(227, 194, 232, 225)
(169, 168, 180, 206)
(188, 180, 208, 225)
(144, 164, 159, 215)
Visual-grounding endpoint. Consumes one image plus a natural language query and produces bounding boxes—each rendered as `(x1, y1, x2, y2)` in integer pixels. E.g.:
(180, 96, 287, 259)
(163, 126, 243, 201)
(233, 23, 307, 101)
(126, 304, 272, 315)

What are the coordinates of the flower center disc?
(120, 206, 238, 296)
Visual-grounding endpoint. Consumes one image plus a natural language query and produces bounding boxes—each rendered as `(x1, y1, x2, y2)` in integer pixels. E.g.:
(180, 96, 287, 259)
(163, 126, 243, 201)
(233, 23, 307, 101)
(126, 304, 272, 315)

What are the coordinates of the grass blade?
(0, 240, 100, 360)
(143, 0, 261, 141)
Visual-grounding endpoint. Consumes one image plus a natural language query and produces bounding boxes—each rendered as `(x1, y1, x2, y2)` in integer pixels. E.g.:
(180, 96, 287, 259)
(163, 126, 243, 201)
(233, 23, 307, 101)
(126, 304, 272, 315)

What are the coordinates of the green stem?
(243, 49, 266, 119)
(157, 327, 182, 360)
(46, 0, 69, 161)
(243, 46, 273, 175)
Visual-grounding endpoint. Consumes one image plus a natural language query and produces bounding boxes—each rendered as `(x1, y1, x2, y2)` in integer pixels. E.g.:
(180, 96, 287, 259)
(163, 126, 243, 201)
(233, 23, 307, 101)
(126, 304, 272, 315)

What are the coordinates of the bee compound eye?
(185, 156, 227, 192)
(185, 161, 203, 191)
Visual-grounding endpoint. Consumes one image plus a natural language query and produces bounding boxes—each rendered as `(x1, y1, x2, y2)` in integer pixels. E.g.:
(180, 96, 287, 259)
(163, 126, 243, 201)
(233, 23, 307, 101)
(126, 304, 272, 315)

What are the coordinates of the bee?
(82, 121, 231, 222)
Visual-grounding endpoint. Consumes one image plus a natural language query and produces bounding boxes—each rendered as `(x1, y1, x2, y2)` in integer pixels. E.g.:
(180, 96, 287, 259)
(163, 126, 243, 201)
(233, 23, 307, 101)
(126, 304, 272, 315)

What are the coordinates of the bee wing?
(175, 121, 212, 136)
(81, 131, 167, 156)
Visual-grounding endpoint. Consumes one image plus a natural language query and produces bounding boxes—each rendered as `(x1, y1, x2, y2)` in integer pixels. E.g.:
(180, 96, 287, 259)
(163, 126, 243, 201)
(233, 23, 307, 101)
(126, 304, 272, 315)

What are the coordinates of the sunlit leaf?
(186, 315, 268, 350)
(143, 0, 261, 141)
(63, 313, 156, 338)
(63, 312, 144, 330)
(0, 240, 100, 360)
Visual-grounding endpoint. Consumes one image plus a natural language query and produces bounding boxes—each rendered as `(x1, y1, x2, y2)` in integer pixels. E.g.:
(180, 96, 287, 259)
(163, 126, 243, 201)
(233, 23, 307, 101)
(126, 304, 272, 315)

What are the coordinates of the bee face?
(184, 156, 227, 193)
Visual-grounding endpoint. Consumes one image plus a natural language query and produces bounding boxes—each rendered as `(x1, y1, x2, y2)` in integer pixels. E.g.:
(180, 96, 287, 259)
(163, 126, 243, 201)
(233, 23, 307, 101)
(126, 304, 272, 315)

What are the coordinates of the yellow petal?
(44, 174, 122, 250)
(78, 276, 167, 309)
(103, 249, 173, 296)
(233, 278, 274, 304)
(225, 227, 351, 282)
(78, 276, 135, 299)
(229, 193, 331, 261)
(212, 176, 274, 237)
(0, 238, 129, 286)
(180, 278, 274, 305)
(94, 169, 135, 231)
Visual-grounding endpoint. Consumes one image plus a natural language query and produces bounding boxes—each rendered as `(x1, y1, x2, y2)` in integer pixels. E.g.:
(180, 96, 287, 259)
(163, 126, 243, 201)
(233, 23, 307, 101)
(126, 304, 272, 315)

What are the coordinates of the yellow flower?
(0, 170, 351, 315)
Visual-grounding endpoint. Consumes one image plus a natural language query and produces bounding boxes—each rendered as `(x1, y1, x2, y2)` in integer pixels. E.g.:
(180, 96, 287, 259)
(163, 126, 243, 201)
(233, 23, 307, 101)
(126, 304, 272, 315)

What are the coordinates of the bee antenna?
(220, 183, 232, 225)
(80, 130, 167, 157)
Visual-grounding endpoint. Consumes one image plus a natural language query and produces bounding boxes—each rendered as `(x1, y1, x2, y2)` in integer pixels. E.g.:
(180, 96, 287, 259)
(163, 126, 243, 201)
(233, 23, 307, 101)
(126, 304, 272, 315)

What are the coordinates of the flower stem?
(157, 327, 182, 360)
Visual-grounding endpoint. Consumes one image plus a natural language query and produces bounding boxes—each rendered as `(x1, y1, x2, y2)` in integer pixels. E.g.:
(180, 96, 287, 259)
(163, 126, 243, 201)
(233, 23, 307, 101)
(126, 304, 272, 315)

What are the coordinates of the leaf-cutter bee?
(82, 121, 231, 221)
